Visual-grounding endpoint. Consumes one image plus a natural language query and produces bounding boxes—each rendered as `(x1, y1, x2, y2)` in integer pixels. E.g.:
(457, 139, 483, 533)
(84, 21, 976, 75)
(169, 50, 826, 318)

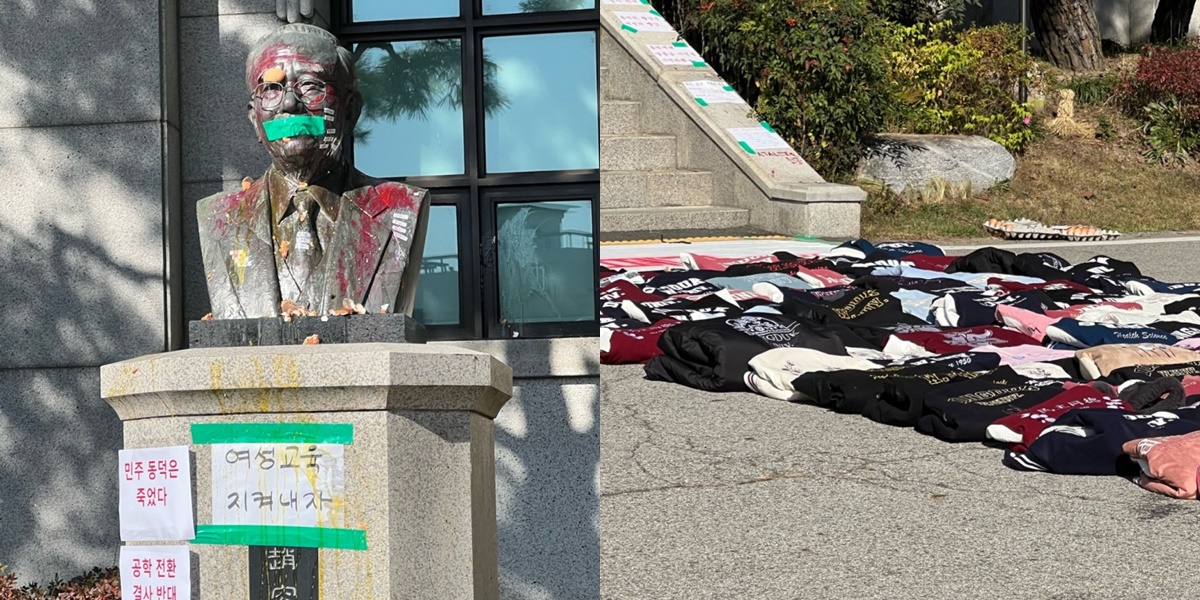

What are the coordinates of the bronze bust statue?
(197, 24, 429, 319)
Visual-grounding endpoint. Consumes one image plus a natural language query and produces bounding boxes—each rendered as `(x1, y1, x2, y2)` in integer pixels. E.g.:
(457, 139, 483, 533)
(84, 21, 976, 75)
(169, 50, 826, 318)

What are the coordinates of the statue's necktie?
(280, 191, 322, 304)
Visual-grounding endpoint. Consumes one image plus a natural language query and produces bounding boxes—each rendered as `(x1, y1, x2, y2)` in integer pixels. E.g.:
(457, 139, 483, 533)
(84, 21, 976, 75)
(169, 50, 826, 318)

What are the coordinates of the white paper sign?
(647, 43, 705, 66)
(728, 126, 792, 152)
(210, 443, 345, 528)
(683, 80, 742, 105)
(614, 11, 675, 32)
(119, 446, 194, 542)
(120, 545, 191, 600)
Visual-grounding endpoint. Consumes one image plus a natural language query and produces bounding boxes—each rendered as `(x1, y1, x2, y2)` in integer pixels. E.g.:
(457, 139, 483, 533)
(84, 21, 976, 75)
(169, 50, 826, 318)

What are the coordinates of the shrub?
(0, 566, 119, 600)
(1115, 46, 1200, 162)
(681, 0, 899, 177)
(1128, 46, 1200, 118)
(1141, 97, 1200, 166)
(885, 22, 1036, 152)
(872, 0, 982, 25)
(1063, 73, 1119, 107)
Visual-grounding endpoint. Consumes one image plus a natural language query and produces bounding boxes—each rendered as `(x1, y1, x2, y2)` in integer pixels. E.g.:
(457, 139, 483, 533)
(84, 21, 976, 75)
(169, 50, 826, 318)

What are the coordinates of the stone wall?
(0, 0, 180, 579)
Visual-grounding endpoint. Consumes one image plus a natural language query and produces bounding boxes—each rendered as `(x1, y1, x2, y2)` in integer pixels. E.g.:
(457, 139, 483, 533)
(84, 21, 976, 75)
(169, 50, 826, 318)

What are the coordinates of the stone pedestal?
(100, 343, 512, 600)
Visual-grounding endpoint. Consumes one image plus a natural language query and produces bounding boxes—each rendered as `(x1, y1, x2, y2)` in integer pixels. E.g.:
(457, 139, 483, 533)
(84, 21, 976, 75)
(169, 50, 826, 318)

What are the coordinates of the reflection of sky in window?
(484, 32, 599, 174)
(423, 205, 459, 261)
(353, 42, 465, 178)
(352, 0, 459, 21)
(482, 0, 595, 15)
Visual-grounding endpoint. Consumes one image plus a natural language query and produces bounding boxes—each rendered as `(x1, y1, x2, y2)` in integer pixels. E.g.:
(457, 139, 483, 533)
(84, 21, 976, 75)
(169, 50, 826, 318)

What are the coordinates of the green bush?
(1063, 73, 1119, 107)
(667, 0, 1035, 177)
(1141, 97, 1200, 165)
(682, 0, 899, 177)
(884, 22, 1036, 153)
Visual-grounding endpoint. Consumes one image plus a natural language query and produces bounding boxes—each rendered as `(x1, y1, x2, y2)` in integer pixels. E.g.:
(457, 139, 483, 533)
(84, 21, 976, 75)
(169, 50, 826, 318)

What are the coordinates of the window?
(336, 0, 599, 340)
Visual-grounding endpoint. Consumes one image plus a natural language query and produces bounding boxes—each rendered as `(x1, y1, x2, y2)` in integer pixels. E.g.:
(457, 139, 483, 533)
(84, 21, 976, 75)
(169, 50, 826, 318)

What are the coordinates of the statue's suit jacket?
(196, 167, 429, 319)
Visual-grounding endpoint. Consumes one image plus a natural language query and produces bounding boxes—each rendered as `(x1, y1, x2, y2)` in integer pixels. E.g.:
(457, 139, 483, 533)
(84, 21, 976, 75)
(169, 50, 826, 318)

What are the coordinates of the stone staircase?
(599, 67, 751, 236)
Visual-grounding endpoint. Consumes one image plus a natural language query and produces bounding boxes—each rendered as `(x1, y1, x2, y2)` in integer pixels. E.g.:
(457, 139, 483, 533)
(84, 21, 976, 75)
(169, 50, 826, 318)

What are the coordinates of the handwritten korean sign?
(190, 423, 364, 550)
(119, 446, 194, 542)
(120, 545, 191, 600)
(614, 11, 675, 32)
(211, 443, 345, 528)
(728, 124, 791, 154)
(682, 80, 741, 105)
(647, 43, 706, 67)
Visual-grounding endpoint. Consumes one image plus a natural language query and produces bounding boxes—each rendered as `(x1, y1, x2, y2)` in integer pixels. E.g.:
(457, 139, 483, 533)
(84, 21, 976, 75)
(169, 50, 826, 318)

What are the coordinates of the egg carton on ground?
(983, 219, 1061, 240)
(1052, 225, 1122, 242)
(983, 219, 1121, 242)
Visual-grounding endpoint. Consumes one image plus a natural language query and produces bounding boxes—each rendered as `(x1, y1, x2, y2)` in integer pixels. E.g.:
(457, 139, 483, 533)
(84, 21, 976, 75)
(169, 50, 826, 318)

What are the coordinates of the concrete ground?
(599, 236, 1200, 599)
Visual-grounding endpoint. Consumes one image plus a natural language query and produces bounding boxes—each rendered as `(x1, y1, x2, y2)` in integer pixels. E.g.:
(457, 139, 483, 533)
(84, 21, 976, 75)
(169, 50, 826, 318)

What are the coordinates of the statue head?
(245, 24, 361, 183)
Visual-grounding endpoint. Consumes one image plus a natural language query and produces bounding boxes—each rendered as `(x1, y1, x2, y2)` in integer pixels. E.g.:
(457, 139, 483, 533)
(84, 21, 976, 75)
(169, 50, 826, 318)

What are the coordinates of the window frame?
(335, 0, 600, 340)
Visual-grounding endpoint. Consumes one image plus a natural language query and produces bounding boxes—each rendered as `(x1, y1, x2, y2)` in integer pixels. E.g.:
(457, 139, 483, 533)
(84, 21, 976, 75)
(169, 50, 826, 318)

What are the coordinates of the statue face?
(247, 43, 358, 181)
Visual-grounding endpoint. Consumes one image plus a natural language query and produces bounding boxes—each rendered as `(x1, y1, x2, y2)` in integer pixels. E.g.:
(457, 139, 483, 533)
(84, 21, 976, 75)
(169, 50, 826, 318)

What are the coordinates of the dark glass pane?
(497, 200, 595, 325)
(352, 40, 466, 177)
(352, 0, 459, 21)
(482, 0, 595, 15)
(414, 205, 461, 326)
(483, 32, 600, 174)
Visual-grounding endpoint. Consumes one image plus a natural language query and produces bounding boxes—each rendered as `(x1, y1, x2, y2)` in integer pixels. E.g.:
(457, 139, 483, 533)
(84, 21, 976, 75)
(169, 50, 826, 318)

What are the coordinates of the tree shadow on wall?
(0, 0, 173, 584)
(494, 360, 601, 600)
(0, 222, 161, 582)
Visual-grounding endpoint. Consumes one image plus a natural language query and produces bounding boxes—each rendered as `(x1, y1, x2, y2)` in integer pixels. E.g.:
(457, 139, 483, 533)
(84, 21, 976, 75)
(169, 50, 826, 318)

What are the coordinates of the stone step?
(601, 206, 750, 233)
(601, 100, 641, 135)
(600, 135, 676, 171)
(601, 170, 714, 209)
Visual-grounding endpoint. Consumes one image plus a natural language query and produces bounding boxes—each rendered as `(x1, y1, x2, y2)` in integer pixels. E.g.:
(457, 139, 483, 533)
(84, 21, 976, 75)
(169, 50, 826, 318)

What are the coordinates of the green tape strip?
(692, 61, 707, 67)
(649, 9, 662, 16)
(722, 85, 735, 92)
(672, 41, 688, 48)
(760, 121, 777, 133)
(262, 115, 326, 141)
(639, 0, 649, 4)
(191, 423, 354, 445)
(193, 525, 367, 550)
(620, 24, 638, 33)
(737, 141, 756, 155)
(694, 97, 708, 107)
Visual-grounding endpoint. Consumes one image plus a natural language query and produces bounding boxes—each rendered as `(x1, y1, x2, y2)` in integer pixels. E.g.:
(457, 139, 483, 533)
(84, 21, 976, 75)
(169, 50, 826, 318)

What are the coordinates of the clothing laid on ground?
(1003, 408, 1200, 474)
(600, 241, 1200, 501)
(1074, 344, 1200, 379)
(645, 313, 850, 392)
(986, 386, 1131, 452)
(1122, 430, 1200, 499)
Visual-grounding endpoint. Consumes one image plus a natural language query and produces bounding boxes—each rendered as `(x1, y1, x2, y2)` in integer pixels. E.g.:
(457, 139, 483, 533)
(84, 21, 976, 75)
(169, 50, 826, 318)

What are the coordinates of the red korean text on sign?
(125, 459, 180, 481)
(135, 487, 169, 507)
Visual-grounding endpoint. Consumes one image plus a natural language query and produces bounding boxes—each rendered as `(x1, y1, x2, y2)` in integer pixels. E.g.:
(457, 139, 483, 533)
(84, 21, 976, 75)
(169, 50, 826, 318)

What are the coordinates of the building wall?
(0, 0, 179, 579)
(0, 3, 600, 598)
(973, 0, 1200, 47)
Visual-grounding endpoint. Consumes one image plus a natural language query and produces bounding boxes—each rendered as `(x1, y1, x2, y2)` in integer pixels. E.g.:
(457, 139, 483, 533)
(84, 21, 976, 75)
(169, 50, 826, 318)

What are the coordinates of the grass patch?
(861, 109, 1200, 240)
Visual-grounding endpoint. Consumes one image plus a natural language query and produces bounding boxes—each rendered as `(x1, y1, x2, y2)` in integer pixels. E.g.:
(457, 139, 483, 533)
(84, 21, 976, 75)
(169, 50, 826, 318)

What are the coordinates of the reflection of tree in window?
(517, 0, 587, 11)
(498, 202, 594, 329)
(499, 207, 555, 329)
(352, 40, 509, 143)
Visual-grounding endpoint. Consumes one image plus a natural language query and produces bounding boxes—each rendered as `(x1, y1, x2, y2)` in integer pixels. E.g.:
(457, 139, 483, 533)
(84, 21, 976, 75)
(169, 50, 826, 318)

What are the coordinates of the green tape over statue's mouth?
(262, 115, 327, 141)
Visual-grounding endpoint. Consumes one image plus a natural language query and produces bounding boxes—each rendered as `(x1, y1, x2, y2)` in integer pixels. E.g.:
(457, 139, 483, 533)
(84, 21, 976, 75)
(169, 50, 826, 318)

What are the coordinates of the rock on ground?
(856, 133, 1016, 200)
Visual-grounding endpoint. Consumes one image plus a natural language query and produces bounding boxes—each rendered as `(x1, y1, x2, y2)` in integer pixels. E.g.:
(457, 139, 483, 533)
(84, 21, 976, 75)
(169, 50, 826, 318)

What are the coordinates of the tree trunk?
(1151, 0, 1197, 43)
(1030, 0, 1103, 71)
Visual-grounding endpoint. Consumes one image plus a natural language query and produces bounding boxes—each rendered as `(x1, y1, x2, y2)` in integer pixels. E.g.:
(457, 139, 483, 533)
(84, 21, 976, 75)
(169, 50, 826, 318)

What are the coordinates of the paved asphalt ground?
(600, 236, 1200, 599)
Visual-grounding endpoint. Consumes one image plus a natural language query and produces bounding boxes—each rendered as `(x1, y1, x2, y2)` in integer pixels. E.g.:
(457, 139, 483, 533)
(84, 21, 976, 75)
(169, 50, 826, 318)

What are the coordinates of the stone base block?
(188, 314, 425, 347)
